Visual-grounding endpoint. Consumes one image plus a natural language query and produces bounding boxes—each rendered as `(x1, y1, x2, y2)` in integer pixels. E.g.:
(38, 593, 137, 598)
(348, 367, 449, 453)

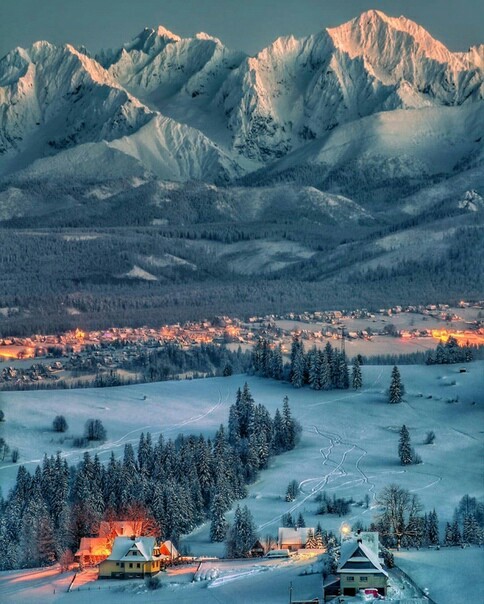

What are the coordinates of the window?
(121, 563, 124, 568)
(116, 563, 119, 566)
(129, 563, 133, 568)
(137, 563, 141, 568)
(360, 576, 368, 582)
(347, 576, 354, 581)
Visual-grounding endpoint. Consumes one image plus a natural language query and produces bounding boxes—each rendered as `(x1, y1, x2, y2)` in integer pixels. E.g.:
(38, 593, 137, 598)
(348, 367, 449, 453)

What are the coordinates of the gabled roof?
(106, 537, 159, 562)
(337, 540, 388, 577)
(159, 540, 179, 558)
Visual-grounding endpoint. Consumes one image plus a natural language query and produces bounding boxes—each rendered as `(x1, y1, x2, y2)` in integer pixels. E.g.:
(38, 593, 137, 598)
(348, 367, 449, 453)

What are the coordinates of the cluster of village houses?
(75, 523, 388, 599)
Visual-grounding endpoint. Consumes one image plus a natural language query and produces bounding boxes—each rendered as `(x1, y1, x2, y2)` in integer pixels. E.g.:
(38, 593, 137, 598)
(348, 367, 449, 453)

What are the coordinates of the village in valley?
(0, 301, 482, 389)
(0, 300, 483, 604)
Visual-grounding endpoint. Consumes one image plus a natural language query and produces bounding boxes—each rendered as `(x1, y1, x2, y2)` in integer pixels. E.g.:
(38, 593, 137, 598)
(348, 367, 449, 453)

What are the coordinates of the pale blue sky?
(0, 0, 482, 59)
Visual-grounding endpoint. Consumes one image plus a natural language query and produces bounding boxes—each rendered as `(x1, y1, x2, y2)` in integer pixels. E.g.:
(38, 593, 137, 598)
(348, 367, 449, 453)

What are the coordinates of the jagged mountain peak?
(329, 9, 459, 65)
(154, 25, 181, 41)
(194, 32, 222, 44)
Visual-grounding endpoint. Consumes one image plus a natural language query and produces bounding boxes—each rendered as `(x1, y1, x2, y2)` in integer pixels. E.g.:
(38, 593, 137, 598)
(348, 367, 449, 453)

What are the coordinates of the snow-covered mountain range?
(0, 9, 482, 190)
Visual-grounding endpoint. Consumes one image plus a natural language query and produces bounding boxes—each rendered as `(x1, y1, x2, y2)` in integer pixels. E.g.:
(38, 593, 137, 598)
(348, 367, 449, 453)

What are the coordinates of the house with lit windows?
(98, 536, 167, 579)
(337, 535, 388, 597)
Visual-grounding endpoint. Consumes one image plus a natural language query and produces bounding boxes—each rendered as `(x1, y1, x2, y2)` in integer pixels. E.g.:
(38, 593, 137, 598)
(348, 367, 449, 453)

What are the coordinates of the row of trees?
(426, 336, 474, 365)
(374, 485, 484, 549)
(0, 384, 299, 569)
(252, 336, 362, 391)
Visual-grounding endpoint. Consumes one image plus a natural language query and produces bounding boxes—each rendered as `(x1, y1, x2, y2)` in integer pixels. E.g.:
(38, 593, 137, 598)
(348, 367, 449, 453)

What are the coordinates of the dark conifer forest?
(0, 384, 300, 570)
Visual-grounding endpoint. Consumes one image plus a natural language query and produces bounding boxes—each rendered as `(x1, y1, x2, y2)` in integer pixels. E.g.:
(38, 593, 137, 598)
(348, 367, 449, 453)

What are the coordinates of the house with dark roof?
(98, 536, 167, 579)
(337, 537, 388, 597)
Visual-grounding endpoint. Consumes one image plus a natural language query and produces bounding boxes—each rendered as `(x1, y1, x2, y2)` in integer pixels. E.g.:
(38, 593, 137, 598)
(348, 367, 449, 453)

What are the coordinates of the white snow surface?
(0, 363, 483, 601)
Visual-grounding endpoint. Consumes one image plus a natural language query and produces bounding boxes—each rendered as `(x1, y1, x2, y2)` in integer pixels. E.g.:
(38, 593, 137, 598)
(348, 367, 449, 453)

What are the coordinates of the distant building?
(75, 537, 111, 566)
(249, 539, 265, 557)
(98, 536, 166, 579)
(278, 527, 315, 551)
(337, 536, 388, 597)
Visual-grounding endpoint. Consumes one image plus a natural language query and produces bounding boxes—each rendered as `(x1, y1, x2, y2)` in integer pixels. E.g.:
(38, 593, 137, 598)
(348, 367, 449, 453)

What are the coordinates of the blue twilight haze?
(0, 0, 482, 59)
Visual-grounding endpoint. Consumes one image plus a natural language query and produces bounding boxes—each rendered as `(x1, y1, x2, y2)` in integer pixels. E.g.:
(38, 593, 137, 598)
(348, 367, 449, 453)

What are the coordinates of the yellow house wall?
(99, 561, 119, 577)
(341, 573, 387, 591)
(99, 559, 162, 578)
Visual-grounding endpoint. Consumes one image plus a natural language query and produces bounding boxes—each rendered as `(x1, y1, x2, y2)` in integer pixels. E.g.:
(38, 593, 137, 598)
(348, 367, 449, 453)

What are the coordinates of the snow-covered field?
(396, 548, 484, 604)
(0, 362, 483, 602)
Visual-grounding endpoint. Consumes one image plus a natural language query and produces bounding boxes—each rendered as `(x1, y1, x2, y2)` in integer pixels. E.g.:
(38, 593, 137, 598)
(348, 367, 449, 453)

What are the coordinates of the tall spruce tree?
(427, 509, 440, 545)
(352, 357, 363, 390)
(398, 425, 413, 465)
(290, 336, 305, 388)
(389, 366, 403, 403)
(210, 492, 228, 542)
(226, 505, 257, 558)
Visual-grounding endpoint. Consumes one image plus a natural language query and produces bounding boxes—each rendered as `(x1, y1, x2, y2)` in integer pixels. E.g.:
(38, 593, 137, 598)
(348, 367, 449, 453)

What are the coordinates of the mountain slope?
(0, 42, 153, 175)
(215, 9, 482, 162)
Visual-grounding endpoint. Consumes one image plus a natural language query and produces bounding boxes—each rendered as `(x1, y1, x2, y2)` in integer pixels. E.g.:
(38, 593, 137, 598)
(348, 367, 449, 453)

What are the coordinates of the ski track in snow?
(0, 389, 229, 472)
(256, 365, 449, 530)
(258, 370, 386, 529)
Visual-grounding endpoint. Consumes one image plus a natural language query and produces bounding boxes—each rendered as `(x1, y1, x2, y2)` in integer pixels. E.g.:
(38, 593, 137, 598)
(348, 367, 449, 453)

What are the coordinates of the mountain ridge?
(0, 10, 482, 190)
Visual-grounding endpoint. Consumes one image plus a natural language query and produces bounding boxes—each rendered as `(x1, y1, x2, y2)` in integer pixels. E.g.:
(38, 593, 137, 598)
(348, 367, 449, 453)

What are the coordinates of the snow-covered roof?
(278, 527, 315, 546)
(106, 536, 159, 562)
(160, 540, 179, 558)
(337, 540, 388, 577)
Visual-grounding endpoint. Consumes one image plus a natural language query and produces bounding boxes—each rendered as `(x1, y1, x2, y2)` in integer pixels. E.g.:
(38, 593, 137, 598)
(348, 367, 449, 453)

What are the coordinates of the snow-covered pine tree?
(352, 357, 363, 390)
(307, 347, 320, 390)
(389, 366, 403, 403)
(320, 349, 332, 390)
(226, 505, 256, 558)
(451, 519, 462, 545)
(427, 509, 440, 545)
(290, 344, 305, 388)
(463, 513, 480, 544)
(296, 512, 306, 528)
(305, 529, 317, 549)
(398, 425, 413, 465)
(338, 354, 350, 389)
(269, 344, 284, 380)
(314, 523, 324, 548)
(209, 492, 228, 542)
(444, 522, 453, 546)
(282, 512, 294, 527)
(285, 479, 299, 502)
(282, 396, 296, 450)
(272, 408, 285, 455)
